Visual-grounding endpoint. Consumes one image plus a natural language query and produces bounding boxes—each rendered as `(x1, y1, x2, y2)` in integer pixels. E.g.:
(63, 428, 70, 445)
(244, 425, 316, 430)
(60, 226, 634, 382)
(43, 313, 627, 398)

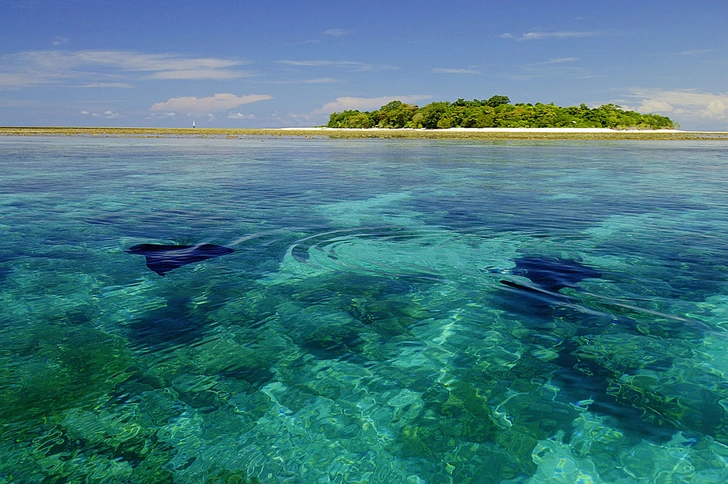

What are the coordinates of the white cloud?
(70, 50, 245, 73)
(674, 49, 717, 56)
(313, 95, 432, 114)
(637, 99, 675, 113)
(0, 49, 252, 89)
(277, 60, 398, 71)
(150, 93, 273, 115)
(0, 73, 41, 89)
(501, 31, 603, 41)
(228, 112, 256, 119)
(77, 82, 133, 88)
(700, 100, 728, 120)
(301, 77, 340, 84)
(279, 60, 336, 67)
(148, 70, 245, 80)
(52, 36, 68, 46)
(324, 28, 349, 37)
(432, 68, 481, 75)
(145, 111, 179, 120)
(526, 57, 578, 66)
(80, 109, 120, 119)
(626, 88, 728, 125)
(250, 77, 340, 85)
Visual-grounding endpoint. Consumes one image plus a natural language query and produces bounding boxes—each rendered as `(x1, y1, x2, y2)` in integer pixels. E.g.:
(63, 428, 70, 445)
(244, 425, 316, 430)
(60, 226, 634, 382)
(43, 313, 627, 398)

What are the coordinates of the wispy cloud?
(71, 51, 249, 79)
(75, 82, 133, 88)
(300, 77, 340, 84)
(52, 36, 68, 46)
(526, 57, 578, 66)
(148, 69, 244, 80)
(323, 28, 349, 37)
(501, 31, 603, 41)
(0, 49, 252, 89)
(313, 95, 431, 114)
(626, 88, 728, 121)
(432, 68, 481, 75)
(673, 49, 717, 56)
(150, 93, 272, 115)
(513, 57, 584, 80)
(277, 60, 398, 71)
(228, 112, 256, 120)
(252, 77, 341, 85)
(0, 73, 42, 89)
(65, 50, 245, 73)
(80, 109, 120, 119)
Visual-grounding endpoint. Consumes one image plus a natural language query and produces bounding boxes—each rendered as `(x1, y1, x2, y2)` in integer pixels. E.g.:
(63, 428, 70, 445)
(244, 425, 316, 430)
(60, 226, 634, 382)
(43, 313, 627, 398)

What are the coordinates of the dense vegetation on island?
(327, 96, 676, 130)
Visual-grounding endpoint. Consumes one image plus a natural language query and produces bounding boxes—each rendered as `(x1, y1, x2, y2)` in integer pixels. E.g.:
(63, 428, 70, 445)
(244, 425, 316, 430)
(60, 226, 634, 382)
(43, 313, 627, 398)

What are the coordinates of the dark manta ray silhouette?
(500, 256, 602, 293)
(126, 243, 234, 276)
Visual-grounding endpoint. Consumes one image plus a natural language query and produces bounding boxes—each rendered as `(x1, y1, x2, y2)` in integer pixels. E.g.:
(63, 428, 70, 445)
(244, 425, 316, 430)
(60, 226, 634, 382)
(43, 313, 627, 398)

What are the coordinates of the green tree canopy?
(327, 96, 675, 130)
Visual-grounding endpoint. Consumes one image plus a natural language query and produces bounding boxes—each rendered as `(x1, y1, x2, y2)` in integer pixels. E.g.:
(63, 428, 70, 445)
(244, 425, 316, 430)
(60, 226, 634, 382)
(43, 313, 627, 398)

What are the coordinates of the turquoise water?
(1, 136, 728, 483)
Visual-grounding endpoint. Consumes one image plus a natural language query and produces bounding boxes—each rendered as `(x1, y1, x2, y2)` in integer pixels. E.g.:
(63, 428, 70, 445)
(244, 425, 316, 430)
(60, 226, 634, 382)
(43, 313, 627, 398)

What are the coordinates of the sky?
(1, 0, 726, 130)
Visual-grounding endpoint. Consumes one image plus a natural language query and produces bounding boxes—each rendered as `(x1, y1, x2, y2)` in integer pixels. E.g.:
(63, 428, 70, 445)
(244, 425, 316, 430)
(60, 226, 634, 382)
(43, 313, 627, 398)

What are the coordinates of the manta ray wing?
(508, 256, 602, 292)
(126, 243, 234, 276)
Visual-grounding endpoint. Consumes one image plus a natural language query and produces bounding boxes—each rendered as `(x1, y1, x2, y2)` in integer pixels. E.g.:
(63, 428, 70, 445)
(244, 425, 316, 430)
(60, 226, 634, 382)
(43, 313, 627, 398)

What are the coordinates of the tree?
(484, 95, 510, 108)
(414, 102, 449, 129)
(347, 112, 374, 128)
(376, 101, 418, 128)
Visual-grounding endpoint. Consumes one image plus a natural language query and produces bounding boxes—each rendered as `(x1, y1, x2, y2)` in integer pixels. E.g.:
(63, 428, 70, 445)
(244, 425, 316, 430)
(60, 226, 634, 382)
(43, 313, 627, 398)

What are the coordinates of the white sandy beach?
(282, 127, 684, 133)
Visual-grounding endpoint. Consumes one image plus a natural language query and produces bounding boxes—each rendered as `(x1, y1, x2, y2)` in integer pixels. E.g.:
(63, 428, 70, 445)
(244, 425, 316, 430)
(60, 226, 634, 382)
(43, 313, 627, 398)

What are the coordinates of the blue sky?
(1, 0, 726, 129)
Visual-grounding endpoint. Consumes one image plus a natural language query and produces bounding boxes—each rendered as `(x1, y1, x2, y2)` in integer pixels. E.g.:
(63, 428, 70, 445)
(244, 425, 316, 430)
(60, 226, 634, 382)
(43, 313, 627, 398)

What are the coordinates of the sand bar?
(1, 126, 726, 140)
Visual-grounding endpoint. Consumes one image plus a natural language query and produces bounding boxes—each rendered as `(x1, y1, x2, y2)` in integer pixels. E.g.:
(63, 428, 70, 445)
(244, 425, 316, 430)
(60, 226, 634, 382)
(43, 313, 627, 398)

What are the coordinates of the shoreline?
(1, 126, 727, 140)
(284, 127, 684, 133)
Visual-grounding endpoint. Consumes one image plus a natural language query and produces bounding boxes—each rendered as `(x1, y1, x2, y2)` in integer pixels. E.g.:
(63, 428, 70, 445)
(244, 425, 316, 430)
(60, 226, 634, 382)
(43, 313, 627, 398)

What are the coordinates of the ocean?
(1, 136, 728, 483)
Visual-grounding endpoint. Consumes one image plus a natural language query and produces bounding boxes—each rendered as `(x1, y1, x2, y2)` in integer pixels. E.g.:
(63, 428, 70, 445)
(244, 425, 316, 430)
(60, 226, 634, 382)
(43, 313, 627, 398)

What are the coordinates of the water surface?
(1, 137, 728, 483)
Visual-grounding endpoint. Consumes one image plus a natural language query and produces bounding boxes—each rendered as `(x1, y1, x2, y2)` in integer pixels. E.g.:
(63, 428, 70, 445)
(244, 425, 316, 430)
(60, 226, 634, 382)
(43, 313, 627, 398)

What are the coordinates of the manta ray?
(493, 256, 725, 444)
(499, 256, 602, 293)
(126, 243, 234, 276)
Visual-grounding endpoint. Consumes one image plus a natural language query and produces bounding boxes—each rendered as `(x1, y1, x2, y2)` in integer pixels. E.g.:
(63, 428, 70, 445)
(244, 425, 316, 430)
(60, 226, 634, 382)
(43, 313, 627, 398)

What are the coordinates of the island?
(327, 96, 677, 130)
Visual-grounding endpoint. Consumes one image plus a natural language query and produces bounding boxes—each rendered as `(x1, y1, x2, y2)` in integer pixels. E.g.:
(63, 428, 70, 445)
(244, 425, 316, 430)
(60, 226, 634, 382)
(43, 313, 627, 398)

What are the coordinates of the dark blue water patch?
(409, 190, 712, 237)
(595, 240, 728, 303)
(127, 313, 206, 350)
(0, 256, 12, 283)
(126, 296, 208, 351)
(83, 214, 129, 226)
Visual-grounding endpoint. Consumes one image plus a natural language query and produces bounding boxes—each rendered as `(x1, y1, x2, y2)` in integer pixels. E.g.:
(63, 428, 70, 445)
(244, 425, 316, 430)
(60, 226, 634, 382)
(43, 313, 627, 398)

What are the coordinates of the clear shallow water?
(1, 136, 728, 483)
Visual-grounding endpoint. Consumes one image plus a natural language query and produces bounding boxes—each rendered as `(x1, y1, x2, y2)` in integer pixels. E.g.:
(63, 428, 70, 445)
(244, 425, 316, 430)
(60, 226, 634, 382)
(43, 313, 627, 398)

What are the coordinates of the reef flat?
(2, 126, 727, 140)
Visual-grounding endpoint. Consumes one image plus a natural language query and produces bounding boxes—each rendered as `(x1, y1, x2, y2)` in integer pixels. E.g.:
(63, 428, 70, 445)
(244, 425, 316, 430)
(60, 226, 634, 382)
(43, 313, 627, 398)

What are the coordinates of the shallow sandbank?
(1, 126, 726, 140)
(285, 127, 683, 133)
